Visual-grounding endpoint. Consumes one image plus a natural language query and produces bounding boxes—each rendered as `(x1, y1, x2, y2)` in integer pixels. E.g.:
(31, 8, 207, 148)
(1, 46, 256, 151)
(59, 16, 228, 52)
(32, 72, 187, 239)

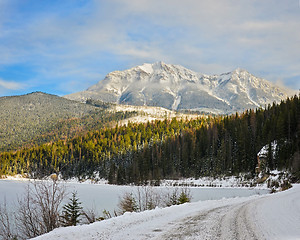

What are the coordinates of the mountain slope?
(0, 92, 113, 150)
(65, 62, 293, 114)
(0, 91, 196, 151)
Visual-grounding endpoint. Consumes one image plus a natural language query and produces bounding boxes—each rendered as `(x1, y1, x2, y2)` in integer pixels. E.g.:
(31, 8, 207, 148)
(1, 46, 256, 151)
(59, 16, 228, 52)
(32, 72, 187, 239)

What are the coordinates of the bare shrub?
(15, 179, 67, 239)
(82, 207, 99, 224)
(118, 186, 192, 214)
(0, 200, 17, 240)
(118, 192, 138, 214)
(136, 186, 162, 211)
(82, 207, 118, 223)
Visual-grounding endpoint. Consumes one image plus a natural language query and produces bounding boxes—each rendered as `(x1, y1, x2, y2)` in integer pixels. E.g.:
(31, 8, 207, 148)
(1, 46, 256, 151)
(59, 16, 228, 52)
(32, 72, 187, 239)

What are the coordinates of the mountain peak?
(137, 61, 171, 73)
(137, 63, 154, 74)
(65, 62, 293, 114)
(232, 68, 249, 75)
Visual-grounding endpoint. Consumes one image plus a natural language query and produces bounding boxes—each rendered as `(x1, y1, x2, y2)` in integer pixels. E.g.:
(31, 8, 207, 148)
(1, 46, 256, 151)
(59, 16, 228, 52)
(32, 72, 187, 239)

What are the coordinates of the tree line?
(1, 95, 299, 183)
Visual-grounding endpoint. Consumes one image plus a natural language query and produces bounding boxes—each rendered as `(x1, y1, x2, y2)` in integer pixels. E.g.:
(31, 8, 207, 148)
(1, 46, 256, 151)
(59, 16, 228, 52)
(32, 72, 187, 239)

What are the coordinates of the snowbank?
(32, 185, 300, 240)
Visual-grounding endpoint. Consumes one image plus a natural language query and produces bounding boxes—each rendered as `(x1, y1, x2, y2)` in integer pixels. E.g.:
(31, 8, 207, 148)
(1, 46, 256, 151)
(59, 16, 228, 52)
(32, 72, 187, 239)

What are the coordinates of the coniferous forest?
(1, 95, 299, 184)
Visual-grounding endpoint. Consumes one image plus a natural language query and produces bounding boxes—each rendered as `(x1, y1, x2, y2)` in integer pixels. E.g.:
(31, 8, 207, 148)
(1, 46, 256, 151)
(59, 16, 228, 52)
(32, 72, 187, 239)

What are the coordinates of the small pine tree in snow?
(178, 191, 190, 204)
(60, 191, 82, 226)
(166, 188, 191, 206)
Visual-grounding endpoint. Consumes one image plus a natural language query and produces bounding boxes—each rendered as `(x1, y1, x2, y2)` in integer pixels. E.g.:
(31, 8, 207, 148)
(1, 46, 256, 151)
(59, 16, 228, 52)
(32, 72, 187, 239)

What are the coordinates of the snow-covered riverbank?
(2, 169, 291, 190)
(32, 185, 300, 240)
(0, 179, 268, 215)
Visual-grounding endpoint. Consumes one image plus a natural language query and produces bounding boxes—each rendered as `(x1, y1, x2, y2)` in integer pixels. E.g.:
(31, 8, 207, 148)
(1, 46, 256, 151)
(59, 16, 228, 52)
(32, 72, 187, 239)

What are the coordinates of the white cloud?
(0, 0, 299, 95)
(0, 79, 24, 90)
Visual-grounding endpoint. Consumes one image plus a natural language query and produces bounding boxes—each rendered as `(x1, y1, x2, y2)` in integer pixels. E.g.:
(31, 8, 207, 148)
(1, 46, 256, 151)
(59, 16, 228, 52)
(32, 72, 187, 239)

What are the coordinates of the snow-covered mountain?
(65, 62, 293, 114)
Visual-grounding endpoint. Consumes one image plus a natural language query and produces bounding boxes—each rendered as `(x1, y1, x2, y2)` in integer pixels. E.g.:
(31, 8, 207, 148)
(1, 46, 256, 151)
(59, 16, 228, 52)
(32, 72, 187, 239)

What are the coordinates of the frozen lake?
(0, 180, 269, 215)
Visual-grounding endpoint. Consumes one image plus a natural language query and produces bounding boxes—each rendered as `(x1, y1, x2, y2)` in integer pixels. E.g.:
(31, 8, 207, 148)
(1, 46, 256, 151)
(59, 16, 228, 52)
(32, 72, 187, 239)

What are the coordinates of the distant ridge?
(65, 62, 294, 114)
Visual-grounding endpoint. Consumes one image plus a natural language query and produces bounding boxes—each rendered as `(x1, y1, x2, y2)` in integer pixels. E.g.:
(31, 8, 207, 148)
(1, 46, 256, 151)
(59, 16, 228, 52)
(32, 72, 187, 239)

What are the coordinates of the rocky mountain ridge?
(65, 62, 294, 114)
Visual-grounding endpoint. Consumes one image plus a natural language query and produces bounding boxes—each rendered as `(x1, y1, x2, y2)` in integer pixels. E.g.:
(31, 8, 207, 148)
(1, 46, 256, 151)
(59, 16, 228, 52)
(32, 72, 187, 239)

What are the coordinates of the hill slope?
(65, 62, 293, 114)
(0, 91, 199, 151)
(0, 92, 104, 150)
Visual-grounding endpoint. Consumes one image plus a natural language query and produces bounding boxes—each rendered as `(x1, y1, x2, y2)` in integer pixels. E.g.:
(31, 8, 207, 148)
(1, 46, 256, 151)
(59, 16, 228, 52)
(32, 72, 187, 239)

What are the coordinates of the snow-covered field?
(33, 185, 300, 240)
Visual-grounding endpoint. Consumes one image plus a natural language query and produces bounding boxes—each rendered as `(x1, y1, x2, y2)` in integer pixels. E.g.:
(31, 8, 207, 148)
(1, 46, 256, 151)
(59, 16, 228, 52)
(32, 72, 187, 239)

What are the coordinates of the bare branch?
(15, 179, 67, 239)
(0, 199, 17, 240)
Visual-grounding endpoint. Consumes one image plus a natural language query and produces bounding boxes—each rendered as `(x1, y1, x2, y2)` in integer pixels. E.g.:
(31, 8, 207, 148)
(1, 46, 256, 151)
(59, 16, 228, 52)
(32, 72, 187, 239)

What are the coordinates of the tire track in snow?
(219, 201, 261, 240)
(158, 206, 230, 240)
(159, 200, 263, 240)
(234, 202, 259, 240)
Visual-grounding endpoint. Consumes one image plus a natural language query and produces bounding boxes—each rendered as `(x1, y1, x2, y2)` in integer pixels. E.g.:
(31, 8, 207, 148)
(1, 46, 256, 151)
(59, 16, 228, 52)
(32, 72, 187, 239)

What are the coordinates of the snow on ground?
(161, 176, 267, 188)
(33, 184, 300, 240)
(1, 170, 286, 189)
(251, 184, 300, 240)
(0, 174, 30, 181)
(111, 104, 200, 126)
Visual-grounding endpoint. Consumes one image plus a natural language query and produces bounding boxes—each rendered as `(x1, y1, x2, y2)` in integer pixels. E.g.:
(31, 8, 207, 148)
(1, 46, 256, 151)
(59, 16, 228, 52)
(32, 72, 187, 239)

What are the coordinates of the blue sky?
(0, 0, 299, 97)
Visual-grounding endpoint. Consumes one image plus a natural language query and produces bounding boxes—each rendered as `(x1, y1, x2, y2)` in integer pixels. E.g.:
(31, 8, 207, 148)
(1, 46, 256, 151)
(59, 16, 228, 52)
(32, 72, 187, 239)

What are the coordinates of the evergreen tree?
(178, 191, 190, 204)
(60, 191, 83, 226)
(1, 95, 300, 182)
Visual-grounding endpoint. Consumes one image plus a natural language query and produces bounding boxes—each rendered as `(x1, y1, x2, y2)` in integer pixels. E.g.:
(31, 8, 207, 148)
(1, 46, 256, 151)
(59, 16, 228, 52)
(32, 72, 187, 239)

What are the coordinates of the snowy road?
(34, 185, 300, 240)
(160, 200, 263, 239)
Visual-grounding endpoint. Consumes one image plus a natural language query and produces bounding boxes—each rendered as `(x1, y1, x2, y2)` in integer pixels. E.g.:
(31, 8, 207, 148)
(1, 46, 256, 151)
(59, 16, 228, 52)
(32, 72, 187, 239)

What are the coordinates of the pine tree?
(178, 190, 190, 204)
(60, 191, 82, 226)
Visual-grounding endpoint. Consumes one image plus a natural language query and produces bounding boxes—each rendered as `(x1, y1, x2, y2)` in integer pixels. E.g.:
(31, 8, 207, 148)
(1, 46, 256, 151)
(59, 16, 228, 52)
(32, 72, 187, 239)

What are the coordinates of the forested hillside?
(1, 95, 299, 183)
(0, 92, 135, 151)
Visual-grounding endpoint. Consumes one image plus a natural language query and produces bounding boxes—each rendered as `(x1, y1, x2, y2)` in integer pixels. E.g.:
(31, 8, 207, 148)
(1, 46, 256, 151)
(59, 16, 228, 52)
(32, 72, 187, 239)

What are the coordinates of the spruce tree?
(178, 191, 190, 204)
(60, 191, 82, 226)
